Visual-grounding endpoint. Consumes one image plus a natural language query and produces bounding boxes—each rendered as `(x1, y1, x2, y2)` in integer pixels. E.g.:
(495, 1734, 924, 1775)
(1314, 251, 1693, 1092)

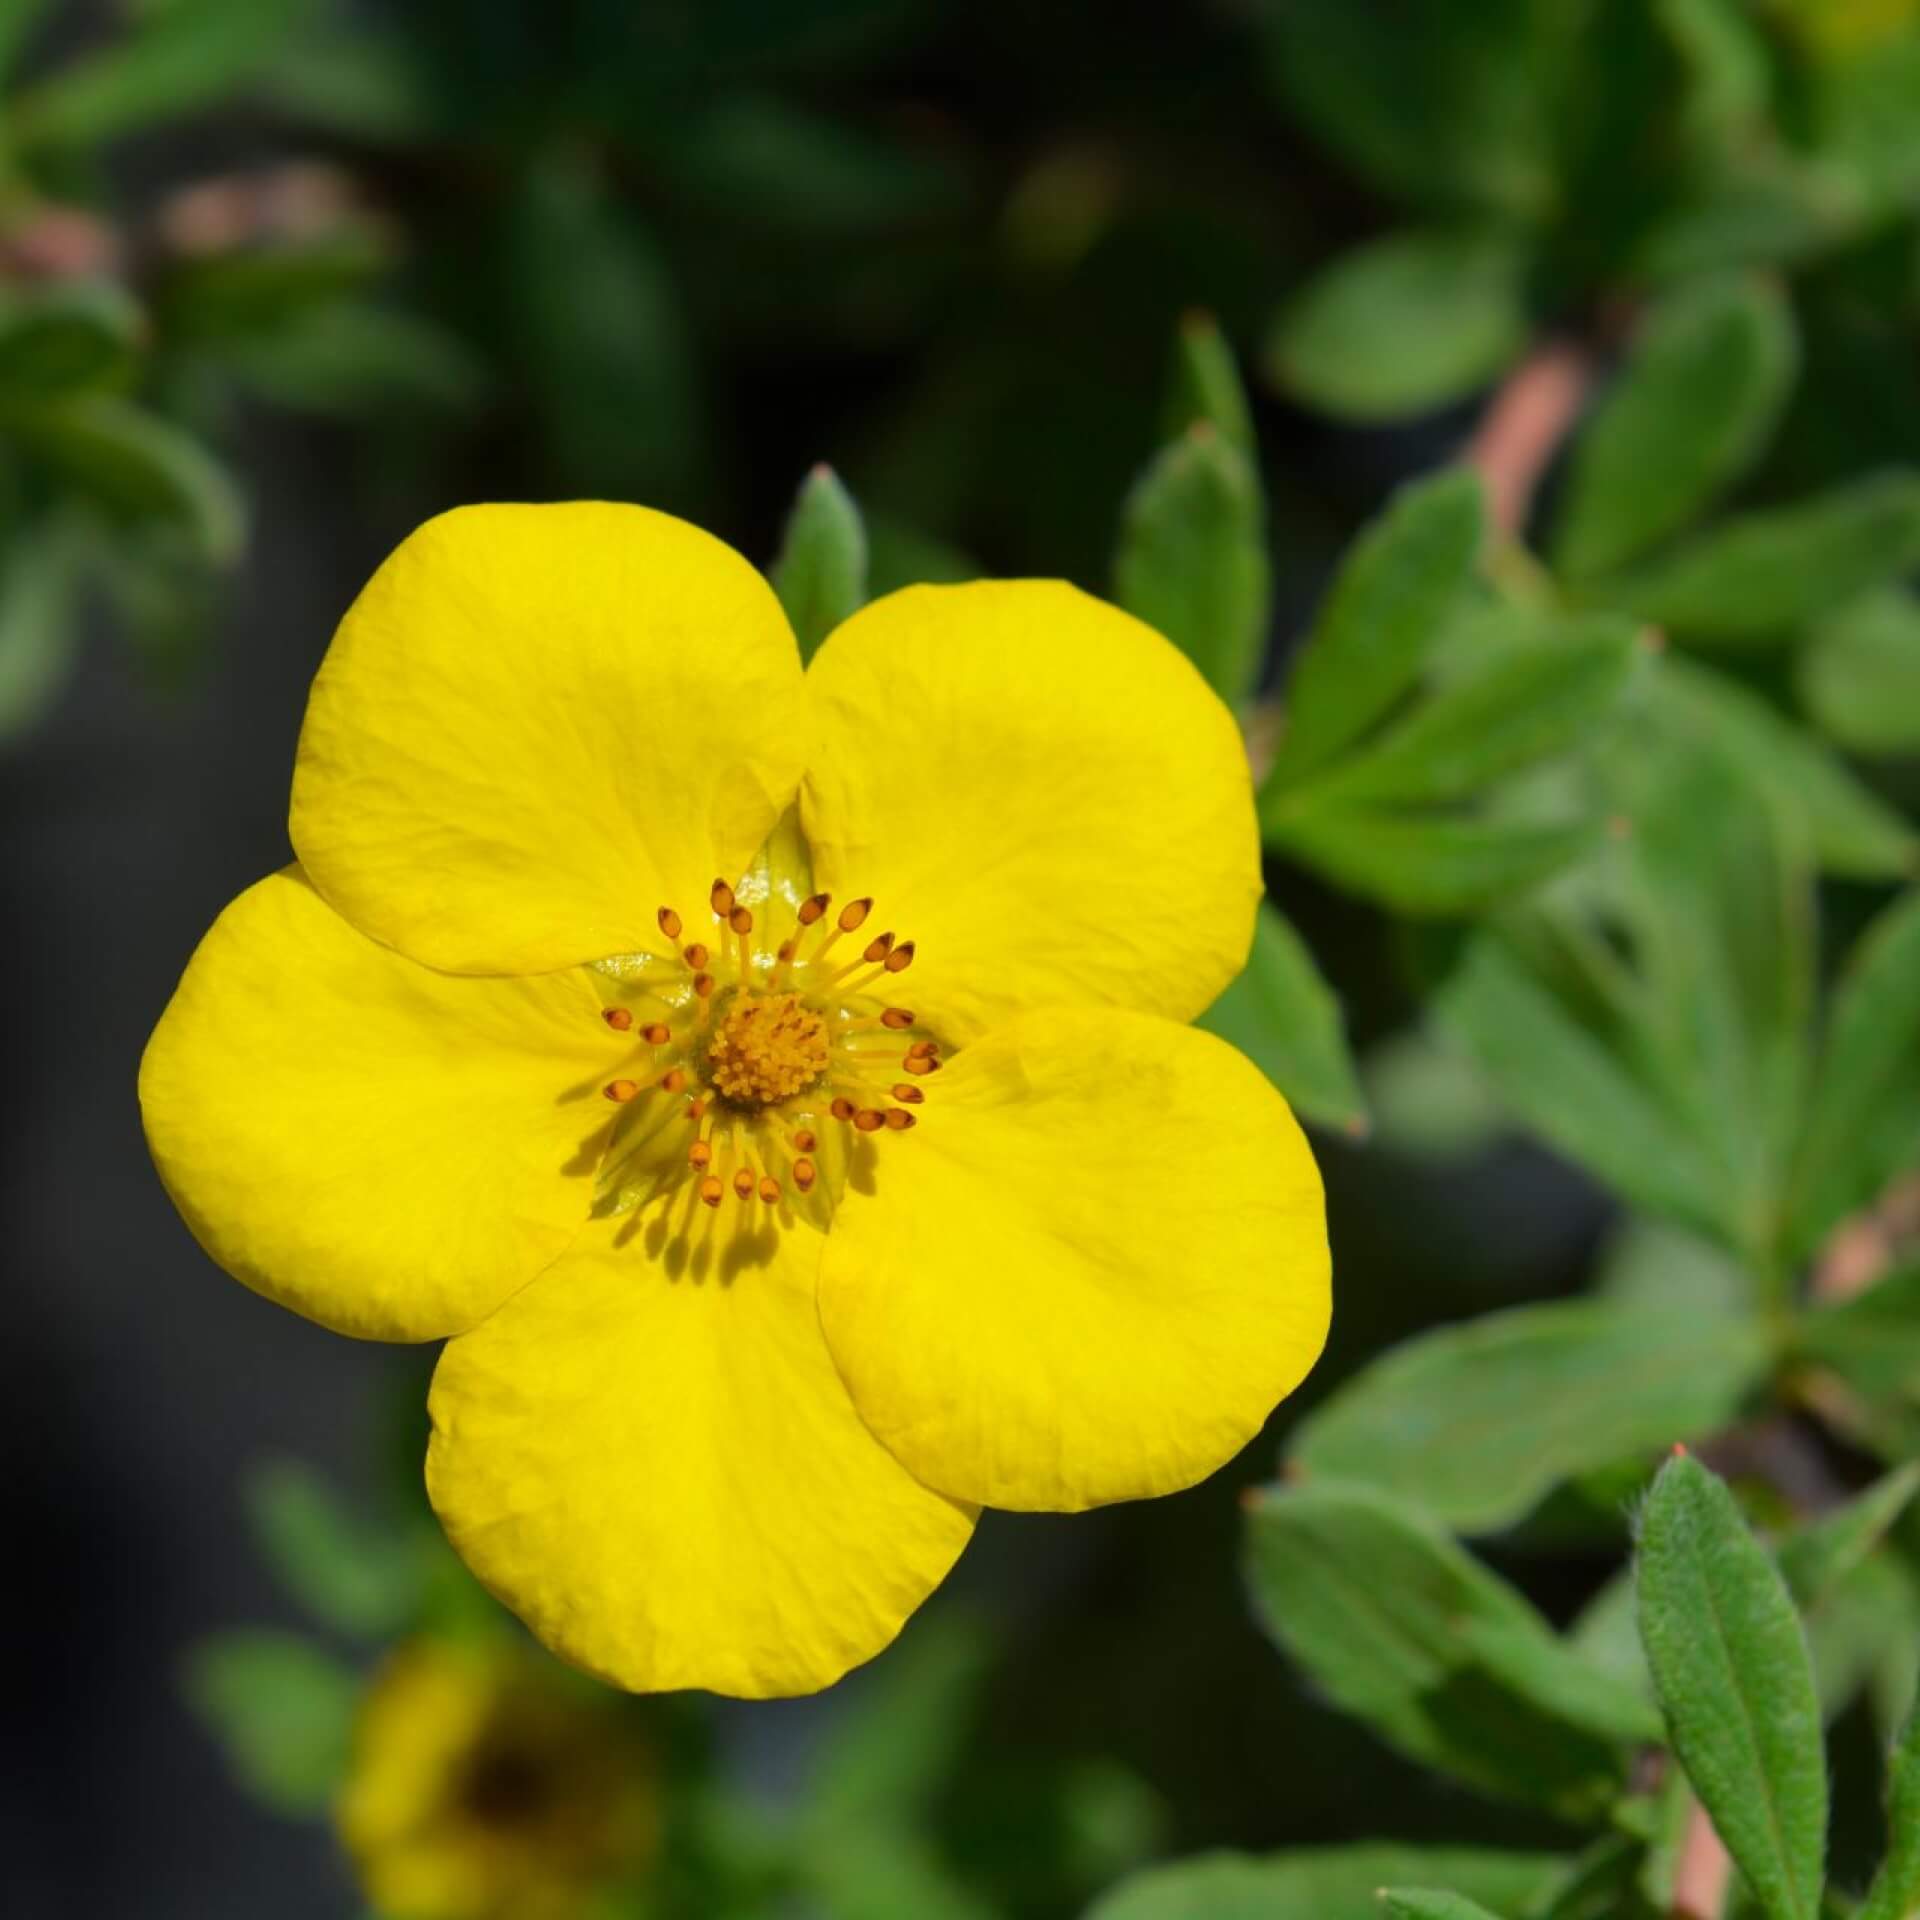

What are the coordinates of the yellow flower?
(337, 1635, 656, 1920)
(139, 504, 1330, 1697)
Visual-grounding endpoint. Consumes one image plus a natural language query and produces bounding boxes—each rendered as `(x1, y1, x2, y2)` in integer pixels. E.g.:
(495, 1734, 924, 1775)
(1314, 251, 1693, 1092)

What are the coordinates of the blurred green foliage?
(40, 0, 1909, 1912)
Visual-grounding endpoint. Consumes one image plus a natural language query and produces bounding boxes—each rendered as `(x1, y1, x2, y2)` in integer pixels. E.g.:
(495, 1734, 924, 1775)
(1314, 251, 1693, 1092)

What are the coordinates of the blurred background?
(8, 1, 1920, 1916)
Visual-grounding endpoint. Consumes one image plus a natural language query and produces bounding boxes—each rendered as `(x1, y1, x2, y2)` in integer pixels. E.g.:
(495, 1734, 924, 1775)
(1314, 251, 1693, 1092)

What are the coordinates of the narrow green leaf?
(1606, 471, 1920, 644)
(864, 514, 979, 597)
(1088, 1846, 1568, 1920)
(21, 397, 244, 566)
(1657, 656, 1914, 882)
(1295, 617, 1641, 806)
(1553, 275, 1796, 579)
(1197, 902, 1366, 1134)
(1860, 1701, 1920, 1920)
(182, 1630, 358, 1817)
(1790, 891, 1920, 1260)
(0, 282, 142, 398)
(1114, 424, 1269, 706)
(1455, 1618, 1664, 1745)
(1796, 1262, 1920, 1413)
(1797, 586, 1920, 756)
(1635, 1451, 1828, 1920)
(1292, 1299, 1767, 1534)
(1379, 1893, 1504, 1920)
(1437, 934, 1732, 1241)
(1777, 1465, 1920, 1614)
(243, 1459, 421, 1638)
(1266, 230, 1529, 423)
(1166, 310, 1256, 456)
(771, 464, 868, 665)
(1270, 808, 1598, 916)
(0, 529, 81, 746)
(1268, 467, 1485, 788)
(1245, 1482, 1639, 1816)
(12, 0, 310, 148)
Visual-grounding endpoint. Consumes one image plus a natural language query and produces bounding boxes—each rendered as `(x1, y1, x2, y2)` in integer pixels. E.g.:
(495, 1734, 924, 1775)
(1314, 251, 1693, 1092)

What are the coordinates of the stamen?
(892, 1084, 924, 1104)
(884, 1108, 916, 1130)
(758, 1175, 782, 1205)
(657, 906, 682, 941)
(710, 878, 735, 918)
(662, 1068, 689, 1094)
(730, 904, 754, 982)
(885, 942, 915, 974)
(699, 1175, 724, 1208)
(791, 1128, 817, 1152)
(603, 1007, 633, 1032)
(903, 1051, 939, 1076)
(733, 1167, 756, 1202)
(853, 1109, 886, 1133)
(641, 1022, 671, 1046)
(830, 1097, 857, 1122)
(793, 1156, 816, 1191)
(682, 942, 709, 970)
(798, 892, 829, 926)
(604, 1079, 641, 1103)
(881, 1007, 915, 1029)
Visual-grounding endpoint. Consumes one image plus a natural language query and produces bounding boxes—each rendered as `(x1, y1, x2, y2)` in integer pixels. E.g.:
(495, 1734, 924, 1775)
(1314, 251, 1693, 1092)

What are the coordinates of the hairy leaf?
(772, 464, 868, 665)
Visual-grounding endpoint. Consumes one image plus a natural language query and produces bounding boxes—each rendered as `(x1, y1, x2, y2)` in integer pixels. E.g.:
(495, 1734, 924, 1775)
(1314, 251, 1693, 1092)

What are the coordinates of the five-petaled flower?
(139, 504, 1331, 1697)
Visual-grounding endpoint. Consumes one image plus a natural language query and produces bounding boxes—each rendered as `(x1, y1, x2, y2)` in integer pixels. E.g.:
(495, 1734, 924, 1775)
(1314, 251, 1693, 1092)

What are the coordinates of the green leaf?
(1291, 1298, 1768, 1534)
(22, 397, 244, 567)
(1796, 1262, 1920, 1413)
(1635, 1451, 1829, 1920)
(1860, 1700, 1920, 1920)
(243, 1459, 421, 1638)
(222, 300, 486, 417)
(1282, 805, 1601, 916)
(1796, 586, 1920, 756)
(1267, 468, 1485, 788)
(1292, 616, 1642, 807)
(1437, 934, 1732, 1241)
(1379, 1894, 1505, 1920)
(1245, 1481, 1642, 1816)
(771, 465, 868, 665)
(1552, 275, 1796, 579)
(0, 529, 81, 746)
(863, 514, 979, 597)
(1088, 1846, 1568, 1920)
(1654, 656, 1914, 882)
(1790, 892, 1920, 1260)
(182, 1630, 357, 1817)
(1777, 1466, 1920, 1614)
(1605, 471, 1920, 644)
(1267, 229, 1529, 423)
(1166, 310, 1256, 457)
(0, 282, 142, 398)
(1196, 902, 1366, 1134)
(1363, 1028, 1507, 1162)
(155, 229, 390, 344)
(11, 0, 312, 148)
(0, 0, 52, 85)
(1114, 424, 1270, 706)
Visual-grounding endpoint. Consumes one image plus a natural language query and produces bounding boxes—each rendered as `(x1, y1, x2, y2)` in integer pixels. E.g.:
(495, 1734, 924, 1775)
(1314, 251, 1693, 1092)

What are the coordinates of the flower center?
(704, 991, 830, 1108)
(585, 875, 942, 1236)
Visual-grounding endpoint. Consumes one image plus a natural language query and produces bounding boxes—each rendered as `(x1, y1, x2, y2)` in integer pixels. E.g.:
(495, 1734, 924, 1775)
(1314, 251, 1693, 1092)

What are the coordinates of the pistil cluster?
(590, 878, 941, 1226)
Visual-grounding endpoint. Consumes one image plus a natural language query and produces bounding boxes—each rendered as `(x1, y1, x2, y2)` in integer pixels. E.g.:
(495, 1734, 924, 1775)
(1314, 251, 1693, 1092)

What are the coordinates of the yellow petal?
(817, 1007, 1330, 1511)
(801, 581, 1260, 1041)
(139, 869, 611, 1340)
(426, 1212, 976, 1698)
(291, 503, 806, 975)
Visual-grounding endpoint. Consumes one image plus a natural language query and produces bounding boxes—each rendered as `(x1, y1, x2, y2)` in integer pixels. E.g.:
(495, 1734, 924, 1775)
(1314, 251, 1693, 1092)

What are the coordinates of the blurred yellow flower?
(139, 504, 1330, 1697)
(338, 1636, 656, 1920)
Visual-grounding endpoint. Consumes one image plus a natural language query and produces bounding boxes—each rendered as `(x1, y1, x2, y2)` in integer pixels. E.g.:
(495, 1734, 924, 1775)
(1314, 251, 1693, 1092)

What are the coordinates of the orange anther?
(602, 1007, 633, 1031)
(830, 1097, 857, 1121)
(907, 1039, 937, 1058)
(793, 1156, 817, 1190)
(854, 1108, 886, 1132)
(837, 897, 873, 932)
(641, 1022, 671, 1046)
(792, 1127, 817, 1152)
(758, 1176, 781, 1205)
(683, 942, 709, 969)
(798, 892, 830, 925)
(603, 1080, 640, 1103)
(903, 1052, 937, 1076)
(881, 1007, 914, 1029)
(687, 1097, 707, 1120)
(710, 878, 735, 917)
(884, 1107, 916, 1130)
(733, 1168, 756, 1200)
(776, 940, 796, 964)
(689, 1140, 713, 1169)
(657, 906, 682, 940)
(892, 1084, 924, 1104)
(693, 973, 715, 998)
(699, 1176, 724, 1207)
(883, 941, 915, 974)
(729, 905, 753, 935)
(662, 1068, 689, 1094)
